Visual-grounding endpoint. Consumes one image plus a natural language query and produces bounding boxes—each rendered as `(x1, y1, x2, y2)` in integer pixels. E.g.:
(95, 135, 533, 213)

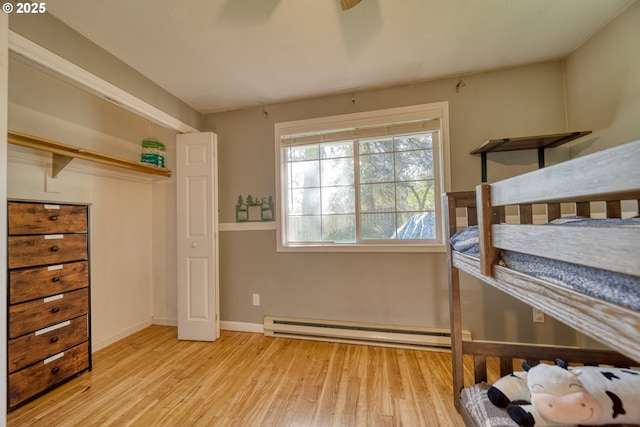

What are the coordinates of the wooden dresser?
(7, 200, 92, 410)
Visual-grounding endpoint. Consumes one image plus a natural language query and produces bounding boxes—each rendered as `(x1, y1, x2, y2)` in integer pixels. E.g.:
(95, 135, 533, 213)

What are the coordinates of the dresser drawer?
(8, 233, 88, 269)
(9, 261, 89, 304)
(8, 202, 87, 235)
(8, 342, 90, 409)
(8, 315, 89, 373)
(9, 288, 89, 339)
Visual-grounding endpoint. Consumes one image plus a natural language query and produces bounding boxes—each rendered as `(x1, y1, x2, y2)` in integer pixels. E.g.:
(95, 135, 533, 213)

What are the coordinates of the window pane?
(396, 181, 435, 212)
(360, 183, 395, 213)
(288, 144, 319, 161)
(290, 160, 319, 188)
(395, 134, 432, 151)
(289, 188, 321, 215)
(359, 138, 393, 154)
(395, 149, 434, 181)
(277, 104, 447, 250)
(321, 141, 353, 159)
(322, 214, 356, 242)
(394, 212, 436, 239)
(322, 186, 355, 214)
(321, 158, 354, 186)
(360, 213, 396, 239)
(359, 153, 394, 183)
(288, 215, 322, 242)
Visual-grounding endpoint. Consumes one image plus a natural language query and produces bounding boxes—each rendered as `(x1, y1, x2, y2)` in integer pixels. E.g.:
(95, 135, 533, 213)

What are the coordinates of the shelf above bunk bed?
(7, 130, 172, 178)
(470, 130, 591, 182)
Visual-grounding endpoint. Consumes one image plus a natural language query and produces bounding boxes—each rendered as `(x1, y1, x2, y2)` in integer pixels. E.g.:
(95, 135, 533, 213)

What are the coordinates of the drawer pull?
(51, 307, 60, 313)
(51, 367, 60, 374)
(52, 276, 61, 283)
(51, 246, 59, 252)
(50, 336, 59, 343)
(50, 215, 58, 221)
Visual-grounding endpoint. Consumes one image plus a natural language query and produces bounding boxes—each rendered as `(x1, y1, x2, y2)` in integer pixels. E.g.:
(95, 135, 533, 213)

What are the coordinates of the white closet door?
(176, 132, 219, 341)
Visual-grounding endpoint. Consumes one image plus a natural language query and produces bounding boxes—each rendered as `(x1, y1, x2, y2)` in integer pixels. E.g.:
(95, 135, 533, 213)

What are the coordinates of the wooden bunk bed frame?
(443, 139, 640, 425)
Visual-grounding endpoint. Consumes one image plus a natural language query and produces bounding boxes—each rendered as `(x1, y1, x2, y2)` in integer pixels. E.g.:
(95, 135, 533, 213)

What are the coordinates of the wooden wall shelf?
(470, 131, 591, 182)
(7, 130, 171, 178)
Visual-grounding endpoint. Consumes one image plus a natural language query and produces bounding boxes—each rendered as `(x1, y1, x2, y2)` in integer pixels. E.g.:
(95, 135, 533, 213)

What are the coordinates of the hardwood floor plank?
(7, 326, 464, 426)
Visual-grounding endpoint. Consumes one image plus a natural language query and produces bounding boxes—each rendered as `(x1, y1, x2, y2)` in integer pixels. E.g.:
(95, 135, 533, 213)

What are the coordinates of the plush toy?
(487, 371, 531, 408)
(487, 359, 640, 426)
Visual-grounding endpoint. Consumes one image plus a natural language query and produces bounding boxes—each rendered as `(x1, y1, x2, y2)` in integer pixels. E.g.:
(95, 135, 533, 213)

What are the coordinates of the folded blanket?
(450, 225, 480, 257)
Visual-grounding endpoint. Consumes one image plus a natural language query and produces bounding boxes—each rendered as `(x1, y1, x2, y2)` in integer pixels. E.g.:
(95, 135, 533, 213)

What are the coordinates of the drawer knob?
(50, 215, 58, 221)
(51, 246, 59, 252)
(50, 336, 59, 343)
(51, 367, 60, 374)
(51, 307, 60, 313)
(52, 276, 61, 283)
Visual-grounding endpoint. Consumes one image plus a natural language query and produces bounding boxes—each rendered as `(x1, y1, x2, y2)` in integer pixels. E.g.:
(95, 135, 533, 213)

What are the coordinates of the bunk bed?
(443, 139, 640, 426)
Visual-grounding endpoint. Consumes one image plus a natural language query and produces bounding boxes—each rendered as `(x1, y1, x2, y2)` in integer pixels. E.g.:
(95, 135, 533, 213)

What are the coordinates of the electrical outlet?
(252, 293, 260, 306)
(532, 308, 545, 323)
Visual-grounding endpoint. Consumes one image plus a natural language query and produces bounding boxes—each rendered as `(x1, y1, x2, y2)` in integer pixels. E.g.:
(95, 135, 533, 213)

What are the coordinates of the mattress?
(450, 217, 640, 310)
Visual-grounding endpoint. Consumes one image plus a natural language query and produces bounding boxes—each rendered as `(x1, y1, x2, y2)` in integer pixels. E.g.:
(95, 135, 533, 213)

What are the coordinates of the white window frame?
(275, 102, 451, 253)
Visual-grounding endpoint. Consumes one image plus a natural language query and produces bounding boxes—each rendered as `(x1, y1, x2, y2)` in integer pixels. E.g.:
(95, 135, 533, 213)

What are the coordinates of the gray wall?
(205, 61, 579, 344)
(565, 1, 640, 155)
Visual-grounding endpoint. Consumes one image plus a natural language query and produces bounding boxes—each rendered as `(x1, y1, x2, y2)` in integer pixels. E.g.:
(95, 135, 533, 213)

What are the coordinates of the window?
(275, 102, 450, 252)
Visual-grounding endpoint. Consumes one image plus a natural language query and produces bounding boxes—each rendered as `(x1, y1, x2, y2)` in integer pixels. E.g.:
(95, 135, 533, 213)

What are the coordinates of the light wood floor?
(8, 325, 464, 426)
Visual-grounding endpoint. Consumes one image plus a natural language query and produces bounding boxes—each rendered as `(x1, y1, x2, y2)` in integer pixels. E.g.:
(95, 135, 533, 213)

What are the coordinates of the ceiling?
(45, 0, 634, 115)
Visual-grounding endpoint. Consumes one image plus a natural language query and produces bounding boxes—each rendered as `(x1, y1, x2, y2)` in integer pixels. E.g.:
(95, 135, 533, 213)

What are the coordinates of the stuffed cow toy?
(487, 359, 640, 426)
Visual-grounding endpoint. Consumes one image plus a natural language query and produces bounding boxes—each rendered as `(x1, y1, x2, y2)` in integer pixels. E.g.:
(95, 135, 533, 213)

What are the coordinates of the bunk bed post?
(443, 192, 464, 411)
(476, 185, 502, 276)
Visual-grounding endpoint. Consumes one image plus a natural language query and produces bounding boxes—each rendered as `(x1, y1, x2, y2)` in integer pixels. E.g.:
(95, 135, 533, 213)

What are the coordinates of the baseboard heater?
(264, 316, 471, 351)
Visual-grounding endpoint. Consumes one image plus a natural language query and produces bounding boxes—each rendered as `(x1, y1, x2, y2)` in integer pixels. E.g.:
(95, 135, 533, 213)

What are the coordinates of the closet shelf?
(7, 130, 172, 178)
(470, 131, 591, 182)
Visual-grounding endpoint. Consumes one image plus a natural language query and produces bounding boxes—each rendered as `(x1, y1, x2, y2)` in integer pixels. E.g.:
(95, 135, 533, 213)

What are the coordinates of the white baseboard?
(152, 318, 263, 333)
(92, 318, 153, 352)
(152, 316, 178, 327)
(92, 319, 262, 352)
(220, 321, 264, 334)
(153, 318, 264, 333)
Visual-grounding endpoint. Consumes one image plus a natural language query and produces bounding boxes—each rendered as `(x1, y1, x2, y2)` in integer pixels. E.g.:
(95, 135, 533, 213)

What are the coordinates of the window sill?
(219, 222, 276, 232)
(276, 244, 446, 253)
